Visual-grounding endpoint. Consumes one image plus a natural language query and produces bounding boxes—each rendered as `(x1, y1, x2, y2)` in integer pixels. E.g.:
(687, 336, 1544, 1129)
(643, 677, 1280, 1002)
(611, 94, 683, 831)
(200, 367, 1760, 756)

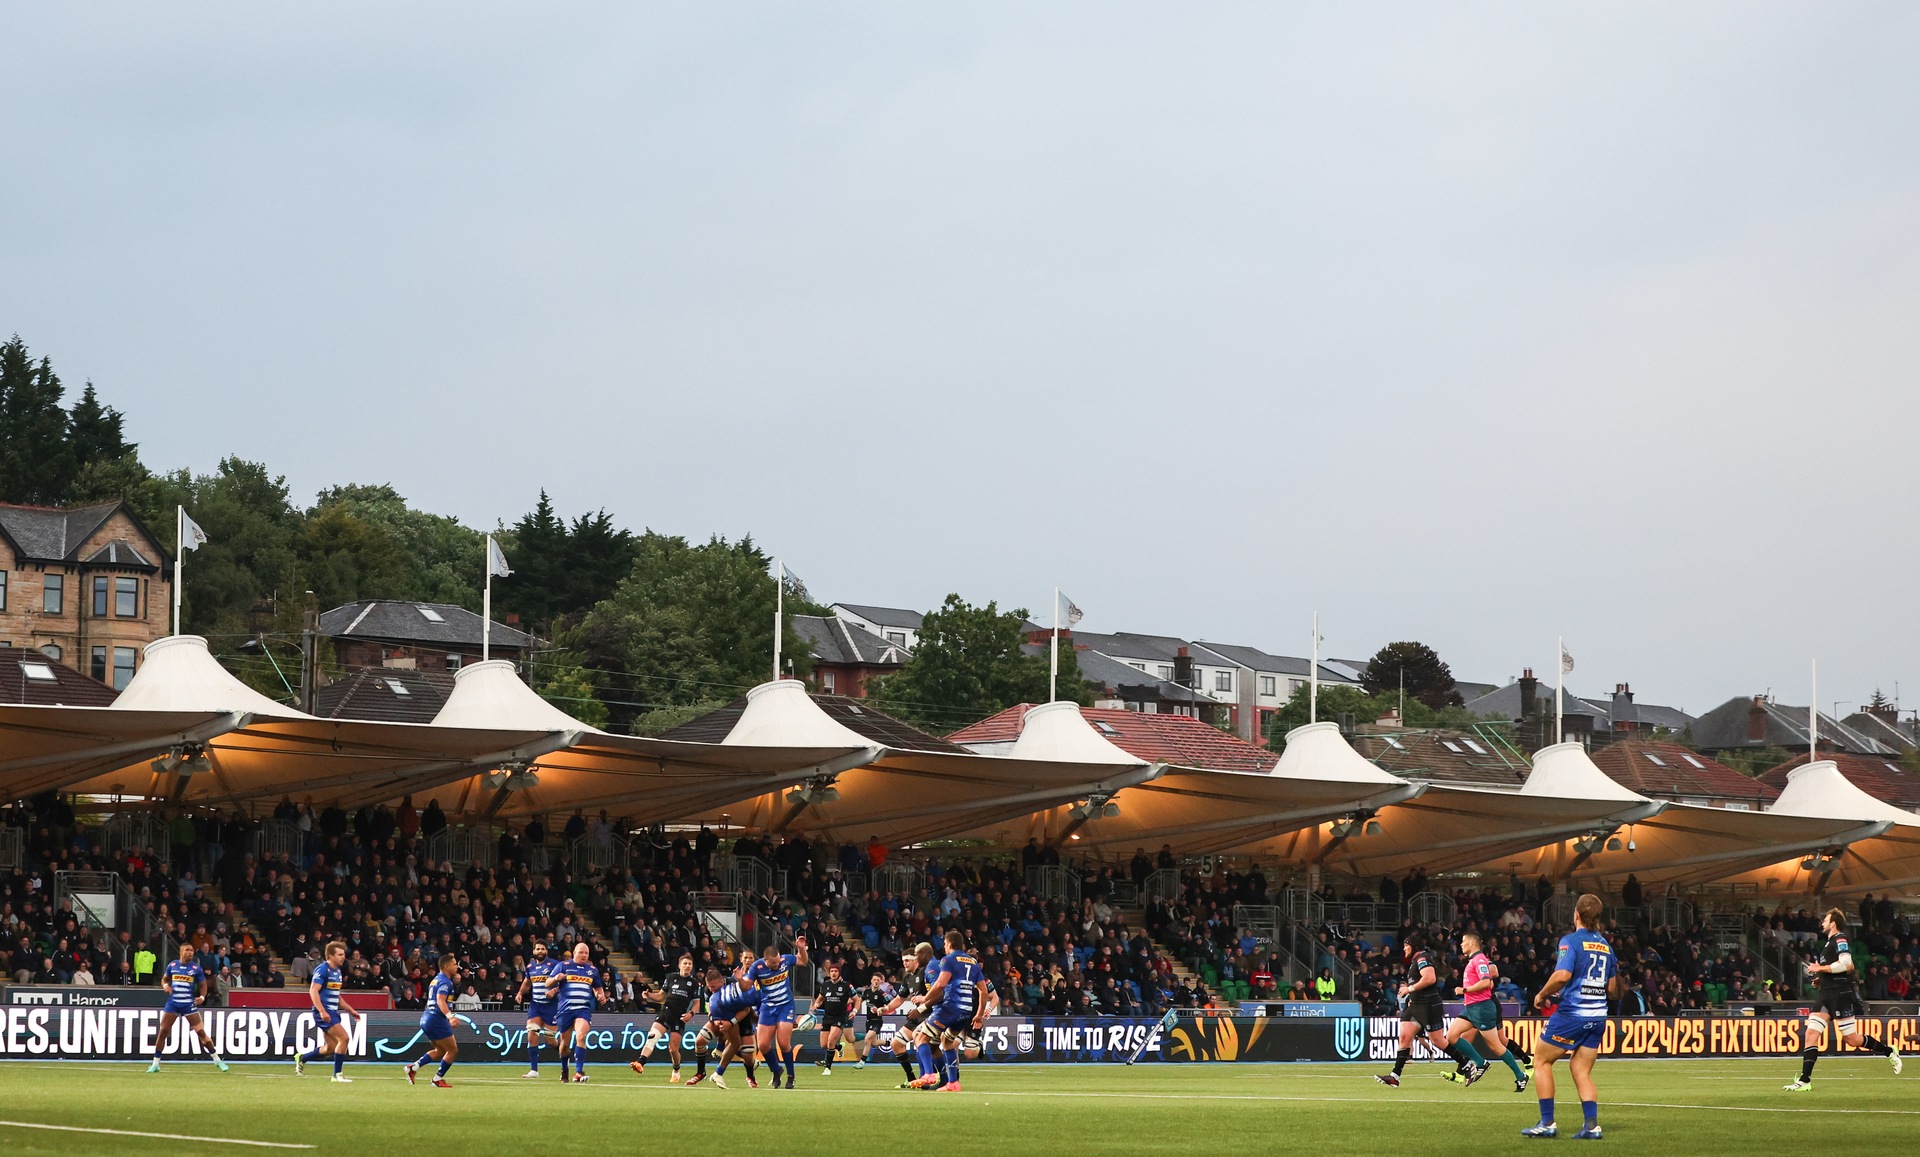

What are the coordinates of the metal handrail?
(1280, 887, 1323, 926)
(569, 834, 630, 877)
(1139, 868, 1183, 907)
(100, 812, 171, 862)
(425, 826, 498, 870)
(251, 819, 302, 861)
(0, 825, 22, 870)
(1026, 865, 1082, 906)
(1407, 891, 1457, 929)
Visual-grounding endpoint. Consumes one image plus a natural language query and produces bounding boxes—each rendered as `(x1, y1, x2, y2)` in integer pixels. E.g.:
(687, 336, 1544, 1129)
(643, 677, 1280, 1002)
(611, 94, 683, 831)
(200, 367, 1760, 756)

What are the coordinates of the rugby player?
(1784, 907, 1902, 1091)
(741, 935, 809, 1089)
(808, 960, 858, 1074)
(1523, 894, 1622, 1140)
(556, 941, 606, 1083)
(886, 943, 940, 1087)
(1444, 931, 1530, 1091)
(1377, 931, 1487, 1087)
(631, 953, 704, 1082)
(516, 941, 564, 1078)
(694, 967, 758, 1089)
(148, 943, 228, 1073)
(295, 940, 358, 1082)
(853, 972, 895, 1069)
(405, 954, 462, 1088)
(915, 930, 987, 1091)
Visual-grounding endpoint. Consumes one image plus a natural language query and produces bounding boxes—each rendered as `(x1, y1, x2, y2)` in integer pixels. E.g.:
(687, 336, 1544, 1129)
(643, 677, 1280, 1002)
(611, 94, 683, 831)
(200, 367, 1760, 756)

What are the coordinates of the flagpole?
(773, 560, 783, 682)
(1810, 658, 1818, 757)
(1049, 587, 1060, 704)
(483, 535, 493, 663)
(1309, 612, 1319, 724)
(172, 505, 184, 636)
(1555, 635, 1564, 745)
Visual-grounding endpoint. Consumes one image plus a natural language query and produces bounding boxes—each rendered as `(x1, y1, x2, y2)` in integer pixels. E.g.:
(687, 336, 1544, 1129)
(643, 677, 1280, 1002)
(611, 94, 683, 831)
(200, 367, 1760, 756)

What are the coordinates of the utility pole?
(300, 590, 318, 713)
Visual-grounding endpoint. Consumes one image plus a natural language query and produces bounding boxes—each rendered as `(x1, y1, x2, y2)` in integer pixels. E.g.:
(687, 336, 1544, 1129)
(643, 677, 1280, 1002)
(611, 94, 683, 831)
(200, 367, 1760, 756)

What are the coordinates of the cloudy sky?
(5, 3, 1917, 715)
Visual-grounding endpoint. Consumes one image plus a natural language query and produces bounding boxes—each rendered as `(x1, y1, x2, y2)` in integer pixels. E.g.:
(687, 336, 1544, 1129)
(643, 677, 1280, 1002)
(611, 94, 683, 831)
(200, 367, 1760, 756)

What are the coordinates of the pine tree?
(65, 382, 135, 480)
(0, 336, 78, 504)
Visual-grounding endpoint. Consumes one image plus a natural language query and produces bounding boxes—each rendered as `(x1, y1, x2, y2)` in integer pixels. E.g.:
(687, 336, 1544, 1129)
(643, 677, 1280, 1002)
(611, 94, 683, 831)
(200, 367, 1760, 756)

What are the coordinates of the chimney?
(1869, 699, 1899, 726)
(504, 612, 521, 627)
(1173, 646, 1194, 690)
(1517, 669, 1538, 722)
(1747, 696, 1768, 743)
(1611, 682, 1637, 732)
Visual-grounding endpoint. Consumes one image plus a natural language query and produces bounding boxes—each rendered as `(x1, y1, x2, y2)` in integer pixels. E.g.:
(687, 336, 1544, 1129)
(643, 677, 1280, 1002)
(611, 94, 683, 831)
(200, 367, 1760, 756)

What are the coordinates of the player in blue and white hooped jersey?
(1522, 894, 1622, 1141)
(406, 955, 462, 1088)
(555, 942, 606, 1082)
(516, 941, 563, 1078)
(915, 930, 988, 1092)
(693, 968, 759, 1089)
(741, 934, 808, 1089)
(295, 940, 359, 1083)
(149, 943, 227, 1073)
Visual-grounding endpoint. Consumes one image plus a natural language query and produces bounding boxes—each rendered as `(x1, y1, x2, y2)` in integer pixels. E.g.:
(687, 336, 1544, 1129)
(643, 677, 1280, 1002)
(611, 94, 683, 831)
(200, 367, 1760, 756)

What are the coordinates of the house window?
(38, 644, 62, 662)
(1643, 752, 1667, 767)
(1214, 670, 1232, 692)
(22, 662, 56, 682)
(115, 577, 138, 617)
(1129, 662, 1146, 672)
(42, 573, 63, 614)
(91, 645, 108, 683)
(446, 653, 462, 672)
(112, 646, 137, 690)
(0, 570, 7, 610)
(885, 631, 907, 646)
(1259, 675, 1276, 696)
(1158, 664, 1172, 678)
(820, 670, 837, 695)
(93, 575, 110, 616)
(1289, 679, 1305, 694)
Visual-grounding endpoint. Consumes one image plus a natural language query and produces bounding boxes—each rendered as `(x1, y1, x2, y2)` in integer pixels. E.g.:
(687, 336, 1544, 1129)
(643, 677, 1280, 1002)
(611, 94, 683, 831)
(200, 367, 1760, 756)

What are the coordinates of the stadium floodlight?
(150, 748, 183, 775)
(1101, 801, 1120, 818)
(1363, 819, 1383, 836)
(484, 769, 510, 791)
(1606, 836, 1623, 852)
(813, 782, 840, 803)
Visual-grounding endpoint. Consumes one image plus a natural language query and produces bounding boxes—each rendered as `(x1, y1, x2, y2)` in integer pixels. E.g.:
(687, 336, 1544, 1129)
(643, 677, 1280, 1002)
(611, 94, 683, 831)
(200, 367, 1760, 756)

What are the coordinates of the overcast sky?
(5, 3, 1917, 715)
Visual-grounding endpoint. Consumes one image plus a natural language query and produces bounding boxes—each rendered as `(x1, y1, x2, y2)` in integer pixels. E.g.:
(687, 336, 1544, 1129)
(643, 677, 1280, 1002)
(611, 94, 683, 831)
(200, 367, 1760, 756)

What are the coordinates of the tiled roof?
(0, 653, 118, 706)
(1066, 631, 1196, 665)
(1191, 640, 1359, 683)
(660, 691, 967, 753)
(1686, 696, 1894, 756)
(1840, 712, 1918, 754)
(831, 603, 924, 629)
(1068, 648, 1211, 704)
(1757, 751, 1920, 812)
(1350, 726, 1531, 787)
(1589, 739, 1777, 805)
(946, 705, 1276, 772)
(0, 501, 154, 565)
(1464, 682, 1607, 723)
(313, 667, 455, 723)
(792, 615, 911, 668)
(319, 600, 538, 651)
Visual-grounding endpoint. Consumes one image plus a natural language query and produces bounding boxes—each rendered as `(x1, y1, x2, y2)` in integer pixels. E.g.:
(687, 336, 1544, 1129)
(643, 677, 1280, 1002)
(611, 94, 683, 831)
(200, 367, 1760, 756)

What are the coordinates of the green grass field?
(0, 1057, 1911, 1155)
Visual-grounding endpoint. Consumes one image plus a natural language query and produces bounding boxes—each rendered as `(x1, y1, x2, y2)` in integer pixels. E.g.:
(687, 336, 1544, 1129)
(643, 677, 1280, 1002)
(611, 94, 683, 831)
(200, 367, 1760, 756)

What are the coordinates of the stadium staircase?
(575, 910, 645, 983)
(1108, 900, 1208, 999)
(201, 883, 291, 978)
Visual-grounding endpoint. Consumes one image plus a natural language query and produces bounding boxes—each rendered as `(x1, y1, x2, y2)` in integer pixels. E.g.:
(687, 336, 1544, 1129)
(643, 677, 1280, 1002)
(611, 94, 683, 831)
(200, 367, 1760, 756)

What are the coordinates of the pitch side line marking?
(0, 1120, 315, 1149)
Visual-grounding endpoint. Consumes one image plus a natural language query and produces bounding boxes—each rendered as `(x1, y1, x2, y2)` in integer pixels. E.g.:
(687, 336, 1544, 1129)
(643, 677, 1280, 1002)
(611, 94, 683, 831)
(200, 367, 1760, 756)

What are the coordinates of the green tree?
(865, 594, 1092, 733)
(571, 532, 806, 731)
(1360, 641, 1462, 709)
(65, 382, 134, 476)
(526, 650, 610, 729)
(1265, 684, 1384, 748)
(0, 336, 77, 504)
(496, 492, 638, 635)
(306, 484, 485, 608)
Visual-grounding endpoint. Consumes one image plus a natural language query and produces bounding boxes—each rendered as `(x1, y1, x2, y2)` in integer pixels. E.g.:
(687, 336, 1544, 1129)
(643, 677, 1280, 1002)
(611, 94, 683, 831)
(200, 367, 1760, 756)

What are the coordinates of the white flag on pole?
(1058, 592, 1084, 627)
(180, 511, 209, 552)
(1559, 644, 1575, 673)
(487, 538, 513, 578)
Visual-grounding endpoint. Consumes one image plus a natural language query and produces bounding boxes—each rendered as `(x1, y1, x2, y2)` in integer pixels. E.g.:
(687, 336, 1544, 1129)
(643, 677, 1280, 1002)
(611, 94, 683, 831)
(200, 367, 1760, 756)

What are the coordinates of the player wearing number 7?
(1522, 894, 1622, 1141)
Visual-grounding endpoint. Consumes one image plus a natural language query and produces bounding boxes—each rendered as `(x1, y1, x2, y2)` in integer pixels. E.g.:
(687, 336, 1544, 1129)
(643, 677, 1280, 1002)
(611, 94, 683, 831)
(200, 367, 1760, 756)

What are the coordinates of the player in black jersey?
(887, 945, 936, 1086)
(631, 954, 705, 1083)
(1785, 907, 1902, 1091)
(1377, 932, 1487, 1087)
(810, 961, 859, 1075)
(855, 974, 895, 1069)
